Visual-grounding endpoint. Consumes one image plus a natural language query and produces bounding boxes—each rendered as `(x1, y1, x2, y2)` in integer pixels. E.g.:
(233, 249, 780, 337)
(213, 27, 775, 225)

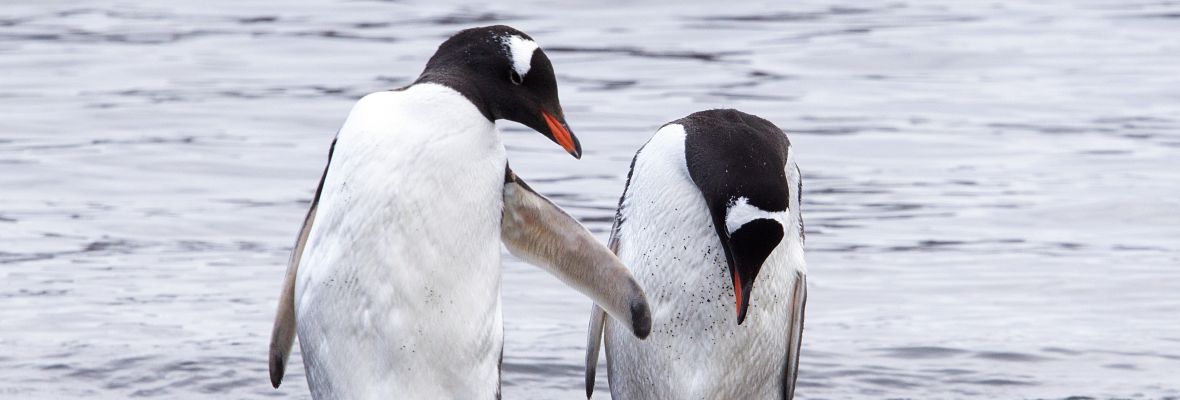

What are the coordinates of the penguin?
(267, 25, 652, 400)
(584, 109, 806, 399)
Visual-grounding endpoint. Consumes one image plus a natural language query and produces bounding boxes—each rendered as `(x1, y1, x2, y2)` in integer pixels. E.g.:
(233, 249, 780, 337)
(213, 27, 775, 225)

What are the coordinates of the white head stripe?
(725, 197, 787, 235)
(503, 35, 539, 77)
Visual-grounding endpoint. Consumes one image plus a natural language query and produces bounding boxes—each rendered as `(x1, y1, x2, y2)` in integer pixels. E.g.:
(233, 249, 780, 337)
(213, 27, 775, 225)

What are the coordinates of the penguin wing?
(501, 170, 651, 341)
(585, 304, 607, 398)
(583, 215, 621, 398)
(269, 138, 335, 388)
(782, 271, 808, 399)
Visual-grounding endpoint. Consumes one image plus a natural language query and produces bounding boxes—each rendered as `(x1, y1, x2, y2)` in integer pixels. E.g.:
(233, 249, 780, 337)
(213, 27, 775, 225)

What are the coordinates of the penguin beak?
(541, 111, 581, 159)
(723, 219, 785, 325)
(730, 264, 755, 325)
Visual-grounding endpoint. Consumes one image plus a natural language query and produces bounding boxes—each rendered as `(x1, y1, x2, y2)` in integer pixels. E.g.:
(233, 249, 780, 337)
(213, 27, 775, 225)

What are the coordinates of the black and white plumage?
(585, 109, 806, 399)
(267, 25, 651, 400)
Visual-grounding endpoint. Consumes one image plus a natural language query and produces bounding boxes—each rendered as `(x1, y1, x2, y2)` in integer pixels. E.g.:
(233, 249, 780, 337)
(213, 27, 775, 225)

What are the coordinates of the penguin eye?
(509, 70, 523, 85)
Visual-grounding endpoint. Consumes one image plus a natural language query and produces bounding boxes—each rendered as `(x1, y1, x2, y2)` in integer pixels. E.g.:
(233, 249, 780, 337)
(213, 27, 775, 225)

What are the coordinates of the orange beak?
(733, 271, 745, 323)
(542, 111, 581, 159)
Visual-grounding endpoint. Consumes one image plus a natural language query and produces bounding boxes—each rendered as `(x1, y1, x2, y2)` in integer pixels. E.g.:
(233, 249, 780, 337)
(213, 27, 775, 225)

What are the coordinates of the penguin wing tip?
(269, 354, 285, 388)
(630, 297, 652, 340)
(585, 372, 597, 399)
(584, 359, 598, 398)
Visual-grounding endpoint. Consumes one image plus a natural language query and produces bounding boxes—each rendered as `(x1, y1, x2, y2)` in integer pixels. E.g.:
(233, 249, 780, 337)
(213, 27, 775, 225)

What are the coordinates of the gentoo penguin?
(585, 109, 806, 399)
(267, 25, 651, 399)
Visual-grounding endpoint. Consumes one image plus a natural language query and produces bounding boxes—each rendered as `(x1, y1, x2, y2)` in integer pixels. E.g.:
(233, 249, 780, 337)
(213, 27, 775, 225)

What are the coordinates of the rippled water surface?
(3, 0, 1180, 398)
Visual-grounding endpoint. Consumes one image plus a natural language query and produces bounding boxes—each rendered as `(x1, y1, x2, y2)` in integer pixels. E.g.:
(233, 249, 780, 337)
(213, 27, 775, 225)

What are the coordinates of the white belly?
(604, 211, 803, 399)
(294, 84, 506, 400)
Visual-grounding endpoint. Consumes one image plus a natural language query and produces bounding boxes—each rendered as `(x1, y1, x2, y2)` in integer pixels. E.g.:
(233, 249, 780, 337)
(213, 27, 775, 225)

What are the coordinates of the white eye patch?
(502, 35, 539, 77)
(725, 197, 787, 235)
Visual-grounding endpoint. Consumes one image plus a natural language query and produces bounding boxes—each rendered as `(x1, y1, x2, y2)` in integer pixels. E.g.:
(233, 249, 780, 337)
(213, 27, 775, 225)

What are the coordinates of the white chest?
(299, 85, 507, 308)
(294, 84, 507, 399)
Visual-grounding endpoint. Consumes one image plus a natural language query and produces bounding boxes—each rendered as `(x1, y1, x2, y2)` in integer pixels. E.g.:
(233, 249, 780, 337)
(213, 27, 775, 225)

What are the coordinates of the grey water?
(2, 0, 1179, 398)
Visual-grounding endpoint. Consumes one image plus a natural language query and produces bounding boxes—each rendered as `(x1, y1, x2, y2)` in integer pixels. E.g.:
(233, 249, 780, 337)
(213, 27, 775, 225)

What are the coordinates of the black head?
(414, 25, 580, 158)
(679, 109, 792, 325)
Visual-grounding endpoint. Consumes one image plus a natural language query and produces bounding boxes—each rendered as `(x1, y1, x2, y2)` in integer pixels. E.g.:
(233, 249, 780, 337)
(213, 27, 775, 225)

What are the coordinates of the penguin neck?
(345, 84, 501, 166)
(413, 67, 496, 122)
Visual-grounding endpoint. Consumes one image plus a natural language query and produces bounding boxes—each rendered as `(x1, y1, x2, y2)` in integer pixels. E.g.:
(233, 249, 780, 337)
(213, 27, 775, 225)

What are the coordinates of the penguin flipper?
(268, 200, 313, 388)
(269, 138, 335, 388)
(585, 212, 622, 398)
(781, 271, 807, 399)
(501, 170, 651, 340)
(585, 304, 607, 398)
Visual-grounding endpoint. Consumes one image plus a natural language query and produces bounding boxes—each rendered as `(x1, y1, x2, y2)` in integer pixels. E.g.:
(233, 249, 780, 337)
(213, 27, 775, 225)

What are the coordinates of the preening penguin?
(267, 25, 651, 400)
(585, 109, 807, 399)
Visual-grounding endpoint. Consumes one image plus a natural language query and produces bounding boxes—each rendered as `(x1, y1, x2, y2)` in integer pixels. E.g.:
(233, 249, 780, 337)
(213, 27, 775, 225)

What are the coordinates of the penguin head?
(416, 25, 581, 158)
(680, 109, 794, 325)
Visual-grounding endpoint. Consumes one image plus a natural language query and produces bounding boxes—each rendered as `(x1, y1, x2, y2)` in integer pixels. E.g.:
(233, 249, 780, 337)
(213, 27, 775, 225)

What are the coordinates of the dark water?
(3, 0, 1179, 398)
